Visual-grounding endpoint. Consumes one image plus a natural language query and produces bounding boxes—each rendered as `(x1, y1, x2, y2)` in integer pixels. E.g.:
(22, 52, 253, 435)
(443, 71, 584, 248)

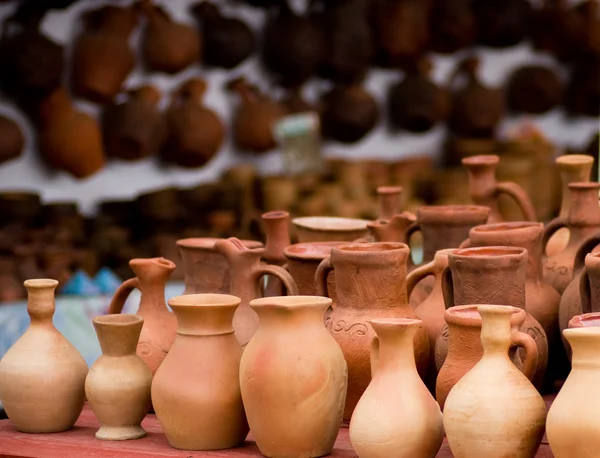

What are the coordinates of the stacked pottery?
(315, 242, 429, 423)
(240, 296, 347, 458)
(444, 305, 547, 457)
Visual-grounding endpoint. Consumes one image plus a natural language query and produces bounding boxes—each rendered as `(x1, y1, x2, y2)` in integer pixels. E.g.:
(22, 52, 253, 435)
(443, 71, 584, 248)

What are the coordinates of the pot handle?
(406, 260, 436, 303)
(441, 266, 455, 309)
(108, 277, 140, 314)
(542, 216, 568, 250)
(405, 221, 422, 268)
(511, 330, 538, 382)
(315, 257, 333, 300)
(573, 232, 600, 274)
(495, 181, 537, 222)
(252, 264, 299, 296)
(370, 334, 380, 377)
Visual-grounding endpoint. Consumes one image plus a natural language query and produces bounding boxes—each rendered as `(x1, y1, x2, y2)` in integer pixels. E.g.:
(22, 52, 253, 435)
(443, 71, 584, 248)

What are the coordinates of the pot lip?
(333, 242, 409, 255)
(445, 304, 525, 326)
(470, 221, 543, 234)
(416, 205, 490, 220)
(292, 216, 371, 232)
(370, 317, 422, 327)
(450, 245, 526, 258)
(568, 181, 600, 191)
(24, 278, 59, 289)
(93, 313, 143, 326)
(462, 154, 499, 166)
(569, 312, 600, 329)
(250, 295, 332, 310)
(556, 154, 595, 166)
(284, 241, 347, 260)
(168, 293, 241, 308)
(176, 237, 263, 249)
(376, 185, 403, 195)
(262, 210, 289, 220)
(564, 325, 600, 339)
(130, 257, 176, 270)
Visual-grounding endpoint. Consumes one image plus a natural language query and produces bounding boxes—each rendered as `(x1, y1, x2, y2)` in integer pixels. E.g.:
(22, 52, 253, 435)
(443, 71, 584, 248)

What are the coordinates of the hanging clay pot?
(321, 84, 379, 144)
(71, 5, 137, 104)
(226, 77, 286, 154)
(471, 0, 532, 48)
(37, 87, 106, 179)
(0, 279, 88, 433)
(574, 0, 600, 60)
(443, 306, 546, 456)
(192, 1, 255, 69)
(261, 0, 322, 86)
(448, 57, 505, 138)
(507, 65, 564, 115)
(531, 0, 583, 61)
(164, 78, 224, 168)
(350, 318, 444, 458)
(318, 0, 372, 82)
(108, 257, 177, 376)
(429, 0, 476, 54)
(139, 0, 200, 75)
(388, 59, 449, 133)
(565, 59, 600, 118)
(102, 86, 166, 161)
(0, 115, 24, 165)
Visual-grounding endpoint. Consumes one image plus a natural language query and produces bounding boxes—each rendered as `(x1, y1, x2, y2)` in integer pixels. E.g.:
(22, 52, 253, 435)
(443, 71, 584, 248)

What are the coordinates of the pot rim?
(283, 241, 347, 260)
(250, 295, 332, 310)
(168, 293, 241, 308)
(176, 237, 263, 249)
(470, 221, 544, 233)
(444, 304, 525, 327)
(333, 242, 409, 255)
(569, 312, 600, 329)
(292, 216, 371, 232)
(462, 154, 499, 166)
(93, 313, 143, 326)
(450, 245, 526, 259)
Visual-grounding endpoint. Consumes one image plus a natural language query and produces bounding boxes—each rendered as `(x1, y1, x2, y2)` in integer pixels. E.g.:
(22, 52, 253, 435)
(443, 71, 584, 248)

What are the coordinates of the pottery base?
(95, 425, 147, 441)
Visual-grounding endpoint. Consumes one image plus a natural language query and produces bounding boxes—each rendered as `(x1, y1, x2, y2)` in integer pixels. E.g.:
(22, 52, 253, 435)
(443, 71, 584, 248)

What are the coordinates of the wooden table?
(0, 397, 556, 458)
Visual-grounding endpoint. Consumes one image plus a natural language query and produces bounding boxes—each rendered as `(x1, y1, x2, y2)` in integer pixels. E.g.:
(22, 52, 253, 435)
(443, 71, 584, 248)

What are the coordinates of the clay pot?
(507, 65, 564, 114)
(0, 279, 88, 432)
(139, 0, 200, 74)
(429, 0, 476, 54)
(350, 318, 444, 458)
(0, 115, 24, 165)
(213, 237, 299, 348)
(462, 154, 537, 223)
(164, 78, 224, 168)
(227, 77, 286, 154)
(448, 57, 505, 138)
(262, 0, 322, 86)
(152, 294, 248, 450)
(321, 84, 379, 144)
(367, 212, 416, 244)
(388, 59, 449, 133)
(472, 0, 532, 48)
(565, 59, 600, 118)
(543, 182, 600, 294)
(438, 246, 549, 390)
(547, 326, 600, 457)
(85, 314, 152, 441)
(546, 154, 594, 256)
(315, 242, 429, 423)
(436, 305, 535, 410)
(262, 211, 291, 297)
(462, 222, 564, 390)
(443, 305, 546, 457)
(71, 5, 138, 103)
(531, 0, 583, 61)
(102, 86, 166, 161)
(108, 258, 177, 376)
(240, 296, 347, 458)
(37, 87, 106, 179)
(292, 216, 371, 243)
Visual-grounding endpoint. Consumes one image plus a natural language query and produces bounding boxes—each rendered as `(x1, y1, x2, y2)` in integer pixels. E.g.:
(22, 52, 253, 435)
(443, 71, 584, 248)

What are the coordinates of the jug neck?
(25, 279, 58, 325)
(558, 155, 594, 218)
(567, 183, 600, 229)
(251, 296, 330, 332)
(565, 328, 600, 369)
(93, 314, 143, 356)
(370, 319, 419, 375)
(262, 211, 291, 265)
(479, 305, 514, 357)
(130, 257, 175, 313)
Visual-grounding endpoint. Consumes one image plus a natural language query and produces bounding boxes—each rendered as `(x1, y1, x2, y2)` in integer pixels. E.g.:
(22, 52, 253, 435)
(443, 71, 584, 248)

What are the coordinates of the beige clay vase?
(240, 296, 347, 458)
(152, 294, 248, 450)
(0, 279, 88, 433)
(350, 318, 443, 458)
(443, 305, 547, 458)
(292, 216, 371, 243)
(85, 314, 152, 441)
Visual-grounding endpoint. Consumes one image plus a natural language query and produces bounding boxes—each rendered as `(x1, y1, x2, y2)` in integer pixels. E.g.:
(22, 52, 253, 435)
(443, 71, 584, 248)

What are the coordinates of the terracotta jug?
(213, 237, 299, 348)
(240, 296, 347, 458)
(164, 78, 224, 168)
(436, 305, 536, 409)
(292, 216, 371, 243)
(544, 182, 600, 294)
(152, 294, 248, 450)
(108, 257, 177, 376)
(546, 154, 595, 256)
(71, 5, 137, 103)
(85, 314, 152, 441)
(462, 154, 537, 223)
(315, 242, 429, 423)
(407, 249, 454, 391)
(349, 318, 444, 458)
(226, 77, 285, 154)
(262, 210, 291, 297)
(547, 326, 600, 458)
(0, 279, 88, 433)
(102, 86, 166, 161)
(367, 212, 415, 243)
(443, 305, 546, 458)
(37, 87, 105, 179)
(0, 114, 24, 165)
(139, 0, 200, 74)
(559, 234, 600, 356)
(462, 222, 563, 389)
(438, 246, 549, 390)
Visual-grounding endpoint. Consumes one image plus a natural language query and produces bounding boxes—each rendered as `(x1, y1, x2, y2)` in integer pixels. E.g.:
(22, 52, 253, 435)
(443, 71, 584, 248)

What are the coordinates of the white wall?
(0, 0, 597, 214)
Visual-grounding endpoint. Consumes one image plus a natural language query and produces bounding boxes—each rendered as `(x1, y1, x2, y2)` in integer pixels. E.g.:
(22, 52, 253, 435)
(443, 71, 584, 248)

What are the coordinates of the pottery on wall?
(0, 115, 24, 165)
(315, 242, 429, 423)
(507, 65, 564, 114)
(472, 0, 532, 48)
(85, 314, 152, 441)
(443, 305, 546, 458)
(0, 279, 88, 433)
(462, 154, 537, 223)
(152, 294, 249, 450)
(108, 257, 177, 376)
(429, 0, 476, 54)
(240, 296, 347, 458)
(350, 318, 444, 458)
(292, 216, 371, 243)
(71, 5, 137, 103)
